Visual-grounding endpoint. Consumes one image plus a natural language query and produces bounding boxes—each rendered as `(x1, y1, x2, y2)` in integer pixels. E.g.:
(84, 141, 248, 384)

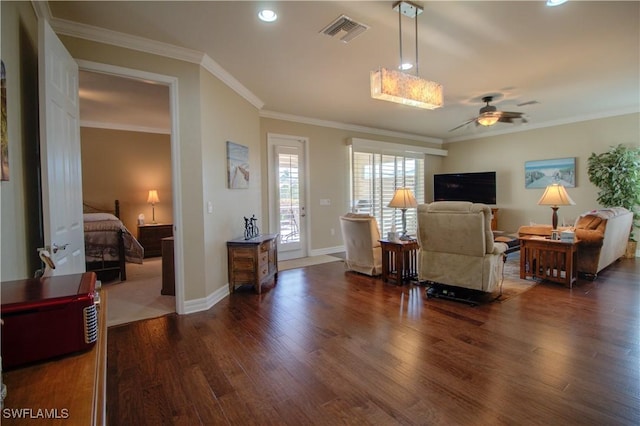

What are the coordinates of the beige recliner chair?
(417, 202, 508, 296)
(339, 213, 383, 276)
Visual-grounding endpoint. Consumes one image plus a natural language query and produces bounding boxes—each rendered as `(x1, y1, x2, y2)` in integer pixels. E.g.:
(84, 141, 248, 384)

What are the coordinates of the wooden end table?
(519, 235, 579, 288)
(380, 239, 419, 285)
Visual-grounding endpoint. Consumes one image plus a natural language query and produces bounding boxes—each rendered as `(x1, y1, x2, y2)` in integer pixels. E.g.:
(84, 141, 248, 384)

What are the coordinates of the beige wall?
(440, 114, 640, 234)
(80, 127, 173, 234)
(259, 118, 444, 252)
(199, 67, 261, 296)
(1, 1, 42, 280)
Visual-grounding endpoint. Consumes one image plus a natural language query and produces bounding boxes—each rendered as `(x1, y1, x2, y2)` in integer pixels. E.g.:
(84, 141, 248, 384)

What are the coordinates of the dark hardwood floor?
(107, 256, 640, 425)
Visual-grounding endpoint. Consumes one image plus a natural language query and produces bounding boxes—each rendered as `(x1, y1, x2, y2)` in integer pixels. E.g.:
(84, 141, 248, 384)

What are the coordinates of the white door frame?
(76, 60, 185, 315)
(267, 133, 311, 260)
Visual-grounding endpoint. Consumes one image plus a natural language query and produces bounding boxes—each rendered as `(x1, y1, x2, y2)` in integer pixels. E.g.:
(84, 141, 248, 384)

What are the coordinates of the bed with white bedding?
(83, 200, 144, 281)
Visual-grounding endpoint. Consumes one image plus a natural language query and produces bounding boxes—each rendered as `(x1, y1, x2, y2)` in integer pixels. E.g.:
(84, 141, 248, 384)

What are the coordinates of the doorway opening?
(77, 61, 183, 319)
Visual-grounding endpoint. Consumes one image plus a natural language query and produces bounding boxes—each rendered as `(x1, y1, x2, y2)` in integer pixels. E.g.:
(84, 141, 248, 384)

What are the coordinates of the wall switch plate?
(320, 199, 331, 206)
(207, 201, 213, 214)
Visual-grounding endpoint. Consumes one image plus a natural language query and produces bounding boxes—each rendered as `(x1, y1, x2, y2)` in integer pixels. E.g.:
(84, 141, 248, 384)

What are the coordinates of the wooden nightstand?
(138, 224, 173, 258)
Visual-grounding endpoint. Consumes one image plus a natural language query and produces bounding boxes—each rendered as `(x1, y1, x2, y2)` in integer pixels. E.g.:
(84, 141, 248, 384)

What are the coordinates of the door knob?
(52, 243, 69, 254)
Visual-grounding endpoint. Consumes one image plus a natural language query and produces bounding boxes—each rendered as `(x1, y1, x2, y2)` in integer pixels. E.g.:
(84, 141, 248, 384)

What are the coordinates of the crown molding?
(49, 17, 264, 110)
(260, 110, 443, 145)
(50, 17, 204, 63)
(200, 56, 264, 109)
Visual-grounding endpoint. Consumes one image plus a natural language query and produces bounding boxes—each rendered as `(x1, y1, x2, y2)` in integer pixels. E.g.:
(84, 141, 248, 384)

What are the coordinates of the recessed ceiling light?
(546, 0, 568, 6)
(258, 9, 277, 22)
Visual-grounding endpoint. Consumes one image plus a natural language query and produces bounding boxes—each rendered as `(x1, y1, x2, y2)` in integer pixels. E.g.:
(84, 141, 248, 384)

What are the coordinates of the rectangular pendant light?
(370, 67, 443, 110)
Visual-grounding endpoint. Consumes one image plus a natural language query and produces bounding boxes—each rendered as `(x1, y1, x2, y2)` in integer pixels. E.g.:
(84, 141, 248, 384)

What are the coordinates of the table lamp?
(147, 189, 160, 224)
(388, 187, 418, 240)
(537, 183, 575, 231)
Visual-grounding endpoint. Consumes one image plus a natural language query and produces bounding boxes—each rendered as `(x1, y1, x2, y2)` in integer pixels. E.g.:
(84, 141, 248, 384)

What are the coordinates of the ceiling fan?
(449, 96, 530, 132)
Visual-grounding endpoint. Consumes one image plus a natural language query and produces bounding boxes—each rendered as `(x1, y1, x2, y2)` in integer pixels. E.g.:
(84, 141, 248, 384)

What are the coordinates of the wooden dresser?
(138, 223, 173, 257)
(2, 273, 107, 425)
(227, 233, 278, 294)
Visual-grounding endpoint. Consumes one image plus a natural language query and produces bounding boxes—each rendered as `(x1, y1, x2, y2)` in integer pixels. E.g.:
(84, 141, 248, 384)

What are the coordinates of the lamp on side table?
(537, 183, 575, 237)
(388, 187, 418, 240)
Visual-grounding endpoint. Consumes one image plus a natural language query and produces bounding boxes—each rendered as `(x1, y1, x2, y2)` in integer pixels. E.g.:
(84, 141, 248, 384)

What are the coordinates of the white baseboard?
(309, 245, 345, 257)
(183, 284, 229, 315)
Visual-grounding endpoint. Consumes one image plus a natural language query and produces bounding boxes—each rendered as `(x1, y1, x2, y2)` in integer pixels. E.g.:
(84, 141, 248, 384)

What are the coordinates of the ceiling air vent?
(320, 15, 369, 43)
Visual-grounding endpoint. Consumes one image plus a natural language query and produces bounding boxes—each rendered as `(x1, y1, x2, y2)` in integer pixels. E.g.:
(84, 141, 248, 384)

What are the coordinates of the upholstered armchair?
(417, 201, 507, 293)
(339, 213, 383, 276)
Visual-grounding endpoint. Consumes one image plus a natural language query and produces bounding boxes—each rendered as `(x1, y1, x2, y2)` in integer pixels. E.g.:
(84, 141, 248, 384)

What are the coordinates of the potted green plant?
(587, 144, 640, 258)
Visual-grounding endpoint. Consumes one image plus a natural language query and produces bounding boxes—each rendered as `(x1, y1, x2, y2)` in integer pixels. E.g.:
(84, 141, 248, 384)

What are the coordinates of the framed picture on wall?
(525, 157, 576, 189)
(227, 141, 249, 189)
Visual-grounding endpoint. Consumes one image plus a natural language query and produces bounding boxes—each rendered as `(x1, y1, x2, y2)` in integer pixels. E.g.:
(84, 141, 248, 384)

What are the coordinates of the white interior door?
(268, 134, 308, 260)
(38, 19, 85, 275)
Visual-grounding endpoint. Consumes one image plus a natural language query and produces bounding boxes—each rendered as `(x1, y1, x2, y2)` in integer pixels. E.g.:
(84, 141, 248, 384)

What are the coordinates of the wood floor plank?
(107, 257, 640, 425)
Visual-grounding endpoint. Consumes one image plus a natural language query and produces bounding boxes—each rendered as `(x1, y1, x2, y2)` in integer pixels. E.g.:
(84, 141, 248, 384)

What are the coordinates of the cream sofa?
(518, 207, 632, 279)
(417, 202, 508, 293)
(339, 213, 383, 276)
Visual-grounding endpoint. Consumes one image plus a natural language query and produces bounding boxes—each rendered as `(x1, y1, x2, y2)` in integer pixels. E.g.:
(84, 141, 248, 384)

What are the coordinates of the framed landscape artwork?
(227, 141, 249, 189)
(525, 157, 576, 189)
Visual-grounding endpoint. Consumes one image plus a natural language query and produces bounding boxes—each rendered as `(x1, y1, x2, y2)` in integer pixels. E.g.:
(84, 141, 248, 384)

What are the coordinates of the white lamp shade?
(388, 188, 418, 209)
(537, 183, 575, 206)
(147, 189, 160, 205)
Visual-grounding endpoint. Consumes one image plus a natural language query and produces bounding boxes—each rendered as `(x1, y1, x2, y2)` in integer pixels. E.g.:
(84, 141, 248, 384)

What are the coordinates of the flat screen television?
(433, 171, 497, 205)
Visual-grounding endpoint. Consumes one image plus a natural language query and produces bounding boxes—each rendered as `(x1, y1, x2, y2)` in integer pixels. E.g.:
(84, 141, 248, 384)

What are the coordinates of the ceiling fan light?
(477, 112, 500, 126)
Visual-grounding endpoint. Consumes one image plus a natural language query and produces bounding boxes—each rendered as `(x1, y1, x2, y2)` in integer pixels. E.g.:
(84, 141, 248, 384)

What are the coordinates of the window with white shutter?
(350, 146, 425, 238)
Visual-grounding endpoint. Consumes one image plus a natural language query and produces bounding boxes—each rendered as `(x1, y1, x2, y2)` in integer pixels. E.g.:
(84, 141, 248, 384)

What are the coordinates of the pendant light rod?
(394, 1, 422, 75)
(398, 4, 403, 68)
(414, 5, 419, 76)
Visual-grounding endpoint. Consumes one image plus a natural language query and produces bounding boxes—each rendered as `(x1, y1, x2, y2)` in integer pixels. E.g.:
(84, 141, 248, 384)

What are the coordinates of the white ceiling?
(50, 1, 640, 143)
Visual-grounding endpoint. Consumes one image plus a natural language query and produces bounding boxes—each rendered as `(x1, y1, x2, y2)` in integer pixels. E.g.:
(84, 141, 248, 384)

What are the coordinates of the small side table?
(380, 239, 419, 285)
(227, 234, 279, 294)
(519, 235, 579, 288)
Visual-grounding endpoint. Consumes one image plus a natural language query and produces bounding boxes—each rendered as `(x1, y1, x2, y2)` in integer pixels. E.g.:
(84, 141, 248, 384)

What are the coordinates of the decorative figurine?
(244, 214, 260, 240)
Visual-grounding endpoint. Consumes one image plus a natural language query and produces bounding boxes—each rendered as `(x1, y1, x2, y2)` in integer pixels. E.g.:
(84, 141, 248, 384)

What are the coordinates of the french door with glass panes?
(268, 134, 308, 260)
